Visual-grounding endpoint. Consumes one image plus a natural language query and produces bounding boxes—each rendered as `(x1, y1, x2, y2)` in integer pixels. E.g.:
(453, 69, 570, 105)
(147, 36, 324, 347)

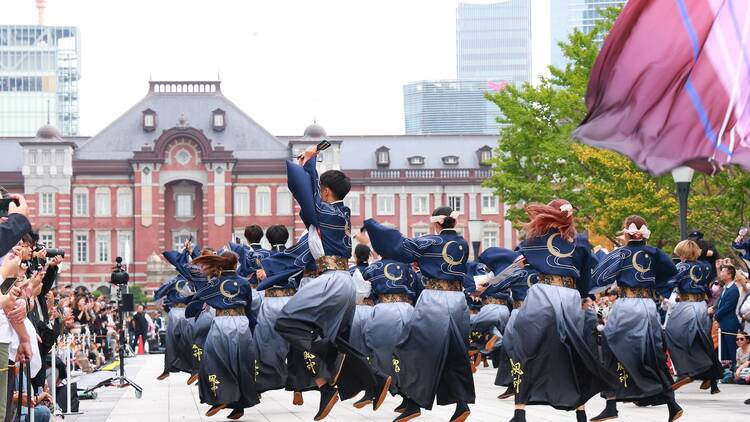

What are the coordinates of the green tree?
(484, 6, 750, 254)
(128, 285, 150, 306)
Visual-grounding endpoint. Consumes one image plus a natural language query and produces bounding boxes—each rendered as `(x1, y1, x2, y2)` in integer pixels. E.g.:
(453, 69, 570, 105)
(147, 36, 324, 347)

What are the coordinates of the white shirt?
(0, 311, 13, 344)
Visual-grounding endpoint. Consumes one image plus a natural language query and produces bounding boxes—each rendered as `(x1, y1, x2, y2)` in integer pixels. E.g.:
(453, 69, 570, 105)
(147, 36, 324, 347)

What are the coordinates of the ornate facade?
(0, 81, 513, 296)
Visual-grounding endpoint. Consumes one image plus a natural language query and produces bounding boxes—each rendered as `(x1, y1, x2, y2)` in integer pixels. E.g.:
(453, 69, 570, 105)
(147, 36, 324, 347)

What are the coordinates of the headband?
(560, 203, 574, 216)
(623, 223, 651, 239)
(430, 211, 460, 224)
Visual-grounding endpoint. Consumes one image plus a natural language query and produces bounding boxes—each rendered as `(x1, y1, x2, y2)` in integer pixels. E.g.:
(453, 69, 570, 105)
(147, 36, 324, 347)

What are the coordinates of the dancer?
(154, 274, 195, 381)
(273, 148, 390, 421)
(362, 258, 419, 413)
(476, 200, 611, 422)
(253, 225, 315, 404)
(364, 206, 474, 422)
(187, 251, 260, 420)
(466, 259, 510, 368)
(348, 244, 376, 408)
(664, 240, 722, 394)
(589, 215, 682, 422)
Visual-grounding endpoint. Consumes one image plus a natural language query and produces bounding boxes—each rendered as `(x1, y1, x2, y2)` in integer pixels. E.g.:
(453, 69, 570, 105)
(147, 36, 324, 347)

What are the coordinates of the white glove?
(352, 268, 372, 301)
(473, 273, 494, 292)
(668, 291, 678, 307)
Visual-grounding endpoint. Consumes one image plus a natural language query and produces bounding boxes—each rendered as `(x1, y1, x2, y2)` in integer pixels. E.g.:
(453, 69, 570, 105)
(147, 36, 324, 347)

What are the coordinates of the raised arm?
(286, 159, 320, 228)
(363, 219, 426, 263)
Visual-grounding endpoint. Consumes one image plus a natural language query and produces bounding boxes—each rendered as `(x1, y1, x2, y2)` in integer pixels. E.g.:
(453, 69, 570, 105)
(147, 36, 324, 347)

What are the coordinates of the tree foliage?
(484, 6, 750, 255)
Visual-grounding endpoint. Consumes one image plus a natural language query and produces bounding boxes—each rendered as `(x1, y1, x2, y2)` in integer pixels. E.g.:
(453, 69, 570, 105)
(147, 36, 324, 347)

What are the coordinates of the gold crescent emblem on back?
(546, 233, 574, 258)
(527, 274, 534, 288)
(632, 251, 651, 274)
(383, 263, 403, 282)
(219, 280, 240, 299)
(442, 241, 464, 266)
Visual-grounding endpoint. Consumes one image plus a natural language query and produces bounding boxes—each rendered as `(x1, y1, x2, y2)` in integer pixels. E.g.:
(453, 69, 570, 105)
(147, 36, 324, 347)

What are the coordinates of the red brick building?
(0, 81, 514, 296)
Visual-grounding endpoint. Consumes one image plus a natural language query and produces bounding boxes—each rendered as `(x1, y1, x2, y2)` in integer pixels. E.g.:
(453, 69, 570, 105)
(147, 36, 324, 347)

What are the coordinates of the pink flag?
(487, 80, 509, 91)
(574, 0, 750, 175)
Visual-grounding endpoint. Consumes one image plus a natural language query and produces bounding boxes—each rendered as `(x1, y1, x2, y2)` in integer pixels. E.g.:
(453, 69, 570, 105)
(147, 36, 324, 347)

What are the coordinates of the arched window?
(234, 187, 250, 216)
(255, 186, 271, 216)
(276, 187, 292, 216)
(95, 187, 111, 217)
(117, 187, 133, 217)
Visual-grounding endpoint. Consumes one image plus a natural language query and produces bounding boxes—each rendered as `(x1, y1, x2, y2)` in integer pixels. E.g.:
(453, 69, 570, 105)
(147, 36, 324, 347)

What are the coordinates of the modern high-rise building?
(456, 0, 532, 85)
(0, 25, 81, 136)
(570, 0, 627, 35)
(404, 79, 503, 135)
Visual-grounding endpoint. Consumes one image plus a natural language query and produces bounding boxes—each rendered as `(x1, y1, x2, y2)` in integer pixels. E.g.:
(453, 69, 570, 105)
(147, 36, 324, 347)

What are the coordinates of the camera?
(110, 256, 130, 285)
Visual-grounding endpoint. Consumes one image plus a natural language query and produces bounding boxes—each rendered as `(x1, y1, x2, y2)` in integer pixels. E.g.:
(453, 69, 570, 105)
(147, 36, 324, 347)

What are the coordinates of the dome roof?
(35, 125, 63, 140)
(303, 123, 327, 139)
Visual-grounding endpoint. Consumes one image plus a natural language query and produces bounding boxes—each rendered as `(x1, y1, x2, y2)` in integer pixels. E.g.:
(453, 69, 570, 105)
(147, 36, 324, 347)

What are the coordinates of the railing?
(363, 168, 491, 181)
(150, 81, 220, 94)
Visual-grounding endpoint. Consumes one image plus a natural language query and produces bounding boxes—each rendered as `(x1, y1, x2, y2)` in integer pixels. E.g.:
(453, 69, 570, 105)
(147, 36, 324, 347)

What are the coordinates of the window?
(175, 150, 191, 165)
(479, 148, 492, 165)
(96, 232, 111, 263)
(276, 188, 293, 216)
(481, 193, 499, 214)
(95, 188, 111, 217)
(212, 109, 226, 131)
(173, 232, 195, 251)
(344, 193, 360, 216)
(413, 226, 429, 237)
(448, 194, 463, 213)
(442, 155, 459, 166)
(74, 233, 88, 263)
(377, 194, 394, 215)
(73, 189, 88, 216)
(176, 194, 193, 218)
(234, 188, 249, 216)
(117, 231, 133, 263)
(142, 109, 156, 131)
(376, 147, 390, 166)
(117, 188, 133, 217)
(255, 187, 271, 215)
(483, 229, 499, 249)
(408, 156, 425, 166)
(412, 194, 429, 215)
(39, 232, 54, 248)
(39, 192, 54, 216)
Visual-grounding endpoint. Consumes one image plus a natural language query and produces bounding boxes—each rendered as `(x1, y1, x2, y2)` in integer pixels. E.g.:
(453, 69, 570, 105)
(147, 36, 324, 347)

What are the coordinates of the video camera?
(110, 256, 130, 285)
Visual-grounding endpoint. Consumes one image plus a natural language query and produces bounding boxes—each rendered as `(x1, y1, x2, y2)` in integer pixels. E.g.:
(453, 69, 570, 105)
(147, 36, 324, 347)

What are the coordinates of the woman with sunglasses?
(735, 332, 750, 384)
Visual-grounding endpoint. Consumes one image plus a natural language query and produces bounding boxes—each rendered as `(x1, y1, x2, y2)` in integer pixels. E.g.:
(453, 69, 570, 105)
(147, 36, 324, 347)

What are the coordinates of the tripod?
(105, 284, 143, 398)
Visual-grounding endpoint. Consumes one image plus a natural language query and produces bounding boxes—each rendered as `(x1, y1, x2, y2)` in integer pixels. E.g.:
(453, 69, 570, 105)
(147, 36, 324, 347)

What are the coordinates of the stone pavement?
(67, 354, 750, 422)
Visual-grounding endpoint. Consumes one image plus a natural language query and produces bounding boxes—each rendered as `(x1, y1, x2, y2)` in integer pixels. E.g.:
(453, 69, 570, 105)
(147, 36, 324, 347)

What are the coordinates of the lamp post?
(468, 220, 484, 260)
(671, 166, 695, 240)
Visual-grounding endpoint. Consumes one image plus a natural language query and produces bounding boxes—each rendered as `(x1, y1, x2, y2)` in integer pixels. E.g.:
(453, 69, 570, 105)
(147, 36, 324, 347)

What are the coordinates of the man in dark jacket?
(132, 305, 149, 353)
(709, 265, 741, 365)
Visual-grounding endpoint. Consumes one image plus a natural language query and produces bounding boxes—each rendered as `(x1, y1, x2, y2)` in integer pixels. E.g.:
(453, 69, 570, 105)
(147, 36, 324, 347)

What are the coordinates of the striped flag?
(575, 0, 750, 175)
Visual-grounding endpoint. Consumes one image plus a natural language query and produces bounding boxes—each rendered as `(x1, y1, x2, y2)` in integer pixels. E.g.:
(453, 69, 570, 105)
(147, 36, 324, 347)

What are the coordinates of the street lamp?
(468, 220, 485, 260)
(671, 166, 695, 240)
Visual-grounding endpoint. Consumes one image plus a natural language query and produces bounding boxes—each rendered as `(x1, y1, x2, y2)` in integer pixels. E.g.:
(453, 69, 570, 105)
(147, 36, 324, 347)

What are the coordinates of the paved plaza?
(63, 354, 750, 422)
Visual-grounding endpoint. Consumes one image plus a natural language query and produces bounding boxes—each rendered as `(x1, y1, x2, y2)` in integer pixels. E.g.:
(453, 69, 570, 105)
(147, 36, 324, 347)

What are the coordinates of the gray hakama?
(364, 302, 414, 380)
(198, 314, 260, 408)
(393, 289, 475, 410)
(190, 307, 214, 376)
(471, 303, 510, 352)
(350, 304, 374, 355)
(164, 307, 193, 374)
(664, 300, 721, 380)
(254, 295, 290, 392)
(504, 283, 611, 410)
(601, 298, 674, 404)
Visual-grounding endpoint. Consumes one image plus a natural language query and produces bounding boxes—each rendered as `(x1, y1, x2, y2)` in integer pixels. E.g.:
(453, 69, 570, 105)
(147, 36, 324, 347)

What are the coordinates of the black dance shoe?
(590, 400, 618, 421)
(314, 385, 340, 421)
(373, 375, 392, 411)
(393, 400, 421, 422)
(156, 372, 169, 381)
(744, 398, 750, 405)
(671, 377, 692, 391)
(227, 408, 244, 420)
(450, 402, 470, 422)
(394, 396, 408, 413)
(205, 404, 226, 417)
(667, 402, 684, 422)
(710, 381, 721, 395)
(509, 409, 526, 422)
(498, 385, 515, 400)
(352, 392, 372, 409)
(576, 409, 587, 422)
